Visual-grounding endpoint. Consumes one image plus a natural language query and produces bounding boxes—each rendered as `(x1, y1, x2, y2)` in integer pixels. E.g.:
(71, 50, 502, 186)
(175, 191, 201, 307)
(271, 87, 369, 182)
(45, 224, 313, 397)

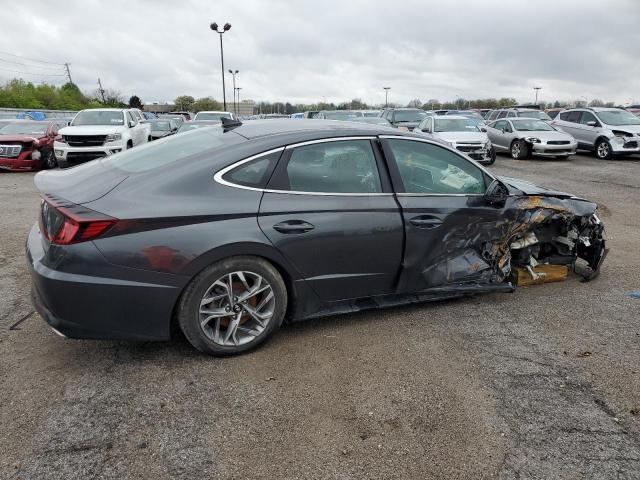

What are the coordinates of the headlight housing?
(525, 137, 541, 143)
(105, 133, 122, 142)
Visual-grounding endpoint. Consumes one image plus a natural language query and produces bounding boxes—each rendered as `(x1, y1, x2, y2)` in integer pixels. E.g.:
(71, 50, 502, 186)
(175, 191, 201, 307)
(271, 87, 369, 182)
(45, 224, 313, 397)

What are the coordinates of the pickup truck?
(54, 108, 151, 168)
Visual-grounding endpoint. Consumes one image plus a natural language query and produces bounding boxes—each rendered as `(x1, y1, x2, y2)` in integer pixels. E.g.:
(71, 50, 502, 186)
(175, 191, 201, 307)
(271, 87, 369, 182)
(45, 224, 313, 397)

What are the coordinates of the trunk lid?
(34, 160, 129, 204)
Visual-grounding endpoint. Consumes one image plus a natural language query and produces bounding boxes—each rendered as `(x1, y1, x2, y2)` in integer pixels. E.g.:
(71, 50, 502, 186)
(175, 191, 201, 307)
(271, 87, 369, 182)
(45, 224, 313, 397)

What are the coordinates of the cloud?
(0, 0, 638, 106)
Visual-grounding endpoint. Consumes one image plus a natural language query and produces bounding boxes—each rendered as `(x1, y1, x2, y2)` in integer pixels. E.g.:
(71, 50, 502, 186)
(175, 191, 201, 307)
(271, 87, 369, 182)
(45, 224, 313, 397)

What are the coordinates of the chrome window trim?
(214, 137, 391, 197)
(284, 136, 377, 149)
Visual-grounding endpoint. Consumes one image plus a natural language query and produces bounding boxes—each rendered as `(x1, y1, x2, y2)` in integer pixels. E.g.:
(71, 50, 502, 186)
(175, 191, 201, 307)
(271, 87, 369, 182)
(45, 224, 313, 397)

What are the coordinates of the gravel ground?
(0, 153, 639, 479)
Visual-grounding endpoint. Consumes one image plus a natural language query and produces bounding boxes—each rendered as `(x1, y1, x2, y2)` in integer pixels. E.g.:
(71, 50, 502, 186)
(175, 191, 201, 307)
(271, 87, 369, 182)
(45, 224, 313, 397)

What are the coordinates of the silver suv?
(552, 108, 640, 159)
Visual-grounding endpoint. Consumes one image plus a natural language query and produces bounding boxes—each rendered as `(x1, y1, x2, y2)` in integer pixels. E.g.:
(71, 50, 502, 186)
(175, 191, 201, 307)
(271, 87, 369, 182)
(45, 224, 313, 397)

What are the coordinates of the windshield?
(434, 118, 479, 132)
(72, 110, 124, 126)
(596, 110, 640, 126)
(394, 110, 427, 122)
(518, 111, 551, 121)
(101, 127, 242, 173)
(195, 112, 230, 121)
(322, 112, 357, 120)
(149, 120, 172, 131)
(512, 119, 554, 131)
(0, 123, 48, 135)
(362, 111, 380, 117)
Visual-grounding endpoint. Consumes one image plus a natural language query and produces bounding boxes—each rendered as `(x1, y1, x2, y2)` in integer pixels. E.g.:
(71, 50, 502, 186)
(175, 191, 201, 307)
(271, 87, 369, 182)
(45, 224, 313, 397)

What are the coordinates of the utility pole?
(236, 87, 242, 115)
(383, 87, 390, 108)
(64, 63, 73, 84)
(97, 78, 106, 103)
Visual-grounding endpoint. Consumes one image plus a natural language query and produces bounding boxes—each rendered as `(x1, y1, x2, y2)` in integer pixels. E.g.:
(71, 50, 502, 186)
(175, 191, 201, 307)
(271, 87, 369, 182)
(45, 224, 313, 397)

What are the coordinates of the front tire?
(43, 149, 57, 169)
(595, 139, 612, 160)
(178, 256, 287, 355)
(510, 139, 528, 160)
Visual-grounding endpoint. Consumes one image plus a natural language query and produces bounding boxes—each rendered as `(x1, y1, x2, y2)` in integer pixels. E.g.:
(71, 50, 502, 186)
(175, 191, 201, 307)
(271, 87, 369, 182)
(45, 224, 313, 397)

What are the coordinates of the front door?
(380, 137, 510, 292)
(258, 138, 404, 301)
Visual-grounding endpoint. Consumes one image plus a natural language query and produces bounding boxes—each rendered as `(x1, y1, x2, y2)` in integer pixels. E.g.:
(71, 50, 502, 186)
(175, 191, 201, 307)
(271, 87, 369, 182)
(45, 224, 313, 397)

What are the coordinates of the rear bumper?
(26, 224, 182, 341)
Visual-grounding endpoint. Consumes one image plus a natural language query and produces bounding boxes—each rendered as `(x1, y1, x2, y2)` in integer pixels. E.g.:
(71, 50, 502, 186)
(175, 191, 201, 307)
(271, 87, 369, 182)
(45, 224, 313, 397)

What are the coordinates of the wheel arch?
(169, 242, 302, 337)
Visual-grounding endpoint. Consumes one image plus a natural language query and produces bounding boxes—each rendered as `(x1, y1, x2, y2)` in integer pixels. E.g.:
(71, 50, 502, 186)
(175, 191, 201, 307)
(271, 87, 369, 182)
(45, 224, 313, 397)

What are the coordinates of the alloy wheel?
(199, 271, 275, 346)
(597, 141, 610, 159)
(511, 142, 521, 159)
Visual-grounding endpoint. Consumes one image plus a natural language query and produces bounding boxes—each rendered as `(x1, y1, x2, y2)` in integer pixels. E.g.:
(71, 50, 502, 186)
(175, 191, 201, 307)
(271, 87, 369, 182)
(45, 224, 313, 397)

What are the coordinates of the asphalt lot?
(1, 152, 639, 479)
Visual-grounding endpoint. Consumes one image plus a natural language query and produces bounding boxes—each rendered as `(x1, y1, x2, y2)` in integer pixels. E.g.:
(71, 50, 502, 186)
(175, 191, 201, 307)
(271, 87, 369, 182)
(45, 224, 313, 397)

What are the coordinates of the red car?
(0, 121, 59, 171)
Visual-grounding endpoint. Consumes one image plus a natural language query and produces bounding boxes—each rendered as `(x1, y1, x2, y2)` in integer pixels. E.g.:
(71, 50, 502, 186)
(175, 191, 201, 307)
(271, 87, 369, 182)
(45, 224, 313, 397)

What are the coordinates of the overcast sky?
(1, 0, 638, 106)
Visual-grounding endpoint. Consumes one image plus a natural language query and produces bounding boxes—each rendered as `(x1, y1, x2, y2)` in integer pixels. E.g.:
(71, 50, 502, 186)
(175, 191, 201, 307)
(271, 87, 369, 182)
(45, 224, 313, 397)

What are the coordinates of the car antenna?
(221, 117, 243, 131)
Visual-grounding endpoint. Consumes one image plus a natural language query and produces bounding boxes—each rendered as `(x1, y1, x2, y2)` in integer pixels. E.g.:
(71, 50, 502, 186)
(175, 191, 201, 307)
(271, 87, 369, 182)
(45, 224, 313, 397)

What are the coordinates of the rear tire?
(126, 140, 133, 150)
(178, 256, 287, 356)
(510, 139, 528, 160)
(595, 139, 612, 160)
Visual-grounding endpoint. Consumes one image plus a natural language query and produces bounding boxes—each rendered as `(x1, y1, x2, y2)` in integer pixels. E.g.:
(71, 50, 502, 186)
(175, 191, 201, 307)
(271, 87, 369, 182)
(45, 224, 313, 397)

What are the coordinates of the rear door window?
(279, 140, 382, 194)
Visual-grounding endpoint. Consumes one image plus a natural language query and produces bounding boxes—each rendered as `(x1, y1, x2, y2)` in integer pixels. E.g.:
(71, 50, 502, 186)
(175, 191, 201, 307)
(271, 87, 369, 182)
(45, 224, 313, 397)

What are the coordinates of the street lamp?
(228, 69, 239, 115)
(383, 87, 390, 108)
(533, 86, 542, 105)
(210, 21, 231, 111)
(235, 87, 242, 116)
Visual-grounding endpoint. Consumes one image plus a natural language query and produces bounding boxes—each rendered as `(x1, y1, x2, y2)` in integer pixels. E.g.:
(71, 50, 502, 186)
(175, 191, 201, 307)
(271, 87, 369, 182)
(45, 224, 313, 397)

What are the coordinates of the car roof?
(79, 108, 126, 112)
(433, 115, 467, 120)
(229, 119, 402, 140)
(197, 111, 232, 114)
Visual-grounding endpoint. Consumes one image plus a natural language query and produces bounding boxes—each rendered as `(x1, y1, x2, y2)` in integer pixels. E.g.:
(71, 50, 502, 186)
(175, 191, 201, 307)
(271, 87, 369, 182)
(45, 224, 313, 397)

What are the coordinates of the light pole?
(383, 87, 390, 108)
(533, 86, 542, 105)
(235, 87, 242, 116)
(210, 22, 231, 111)
(228, 69, 239, 115)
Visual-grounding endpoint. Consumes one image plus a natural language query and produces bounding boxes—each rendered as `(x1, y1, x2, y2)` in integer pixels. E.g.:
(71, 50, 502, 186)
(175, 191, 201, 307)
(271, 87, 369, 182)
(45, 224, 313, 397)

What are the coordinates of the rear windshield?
(0, 123, 48, 135)
(322, 111, 358, 120)
(100, 127, 244, 173)
(195, 112, 231, 121)
(149, 120, 172, 131)
(394, 110, 427, 122)
(72, 110, 124, 126)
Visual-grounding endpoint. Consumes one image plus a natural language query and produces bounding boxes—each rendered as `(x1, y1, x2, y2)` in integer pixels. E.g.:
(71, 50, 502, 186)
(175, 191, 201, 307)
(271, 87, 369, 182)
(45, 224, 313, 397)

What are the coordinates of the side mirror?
(421, 128, 430, 133)
(484, 179, 509, 206)
(480, 127, 487, 132)
(67, 121, 71, 126)
(585, 121, 597, 127)
(128, 121, 135, 128)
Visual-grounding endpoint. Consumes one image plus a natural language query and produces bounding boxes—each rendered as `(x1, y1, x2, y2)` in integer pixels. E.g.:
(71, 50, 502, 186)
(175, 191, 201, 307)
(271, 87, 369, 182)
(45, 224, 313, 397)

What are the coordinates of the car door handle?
(273, 220, 315, 234)
(409, 215, 443, 229)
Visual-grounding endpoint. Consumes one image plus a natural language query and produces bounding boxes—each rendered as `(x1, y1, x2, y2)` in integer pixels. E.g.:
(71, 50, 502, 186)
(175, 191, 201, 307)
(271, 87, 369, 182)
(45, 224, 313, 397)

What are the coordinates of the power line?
(0, 66, 67, 77)
(0, 50, 66, 66)
(0, 57, 66, 71)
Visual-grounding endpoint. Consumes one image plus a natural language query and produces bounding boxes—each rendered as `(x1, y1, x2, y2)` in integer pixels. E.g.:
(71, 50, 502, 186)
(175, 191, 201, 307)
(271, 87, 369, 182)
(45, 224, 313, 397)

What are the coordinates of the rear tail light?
(39, 195, 117, 245)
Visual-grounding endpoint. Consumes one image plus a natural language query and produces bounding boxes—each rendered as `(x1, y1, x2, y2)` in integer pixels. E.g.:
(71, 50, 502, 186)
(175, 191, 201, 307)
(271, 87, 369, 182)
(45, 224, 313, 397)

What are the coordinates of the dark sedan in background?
(28, 120, 606, 355)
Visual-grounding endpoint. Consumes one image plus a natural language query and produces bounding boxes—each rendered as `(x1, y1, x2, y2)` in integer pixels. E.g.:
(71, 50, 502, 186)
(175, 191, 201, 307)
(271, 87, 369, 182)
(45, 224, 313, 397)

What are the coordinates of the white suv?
(552, 108, 640, 159)
(54, 108, 151, 167)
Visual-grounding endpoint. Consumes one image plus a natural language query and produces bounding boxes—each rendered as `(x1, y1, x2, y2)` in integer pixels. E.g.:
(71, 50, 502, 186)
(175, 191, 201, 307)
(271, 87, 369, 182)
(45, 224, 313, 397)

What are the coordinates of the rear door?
(258, 137, 404, 301)
(380, 136, 509, 292)
(487, 120, 509, 150)
(572, 111, 601, 147)
(556, 111, 582, 144)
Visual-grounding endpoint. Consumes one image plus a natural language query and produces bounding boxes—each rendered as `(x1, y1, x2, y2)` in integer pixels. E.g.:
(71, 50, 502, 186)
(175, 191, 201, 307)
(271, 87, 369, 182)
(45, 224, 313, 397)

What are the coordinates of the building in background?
(143, 102, 175, 113)
(237, 100, 255, 116)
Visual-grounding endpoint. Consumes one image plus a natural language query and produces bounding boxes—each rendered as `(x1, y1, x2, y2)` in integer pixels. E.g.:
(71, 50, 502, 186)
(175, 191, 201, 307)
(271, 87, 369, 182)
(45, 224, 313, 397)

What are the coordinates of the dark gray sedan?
(28, 120, 606, 355)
